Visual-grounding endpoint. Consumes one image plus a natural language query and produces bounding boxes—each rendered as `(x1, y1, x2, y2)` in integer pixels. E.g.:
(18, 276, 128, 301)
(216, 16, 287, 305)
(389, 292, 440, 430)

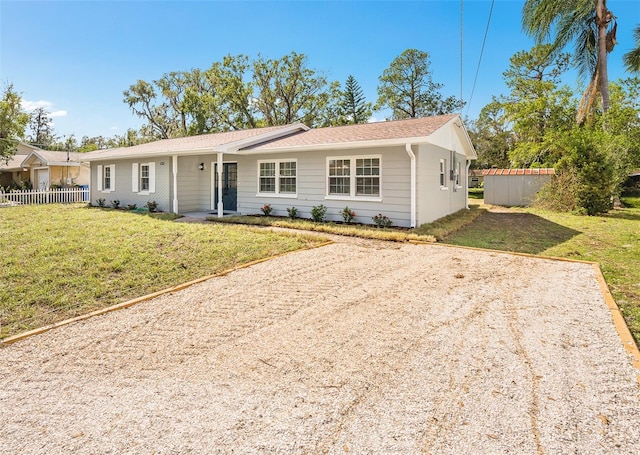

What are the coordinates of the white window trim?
(98, 164, 115, 193)
(325, 155, 382, 201)
(455, 159, 462, 189)
(132, 162, 156, 195)
(256, 159, 298, 198)
(439, 159, 448, 190)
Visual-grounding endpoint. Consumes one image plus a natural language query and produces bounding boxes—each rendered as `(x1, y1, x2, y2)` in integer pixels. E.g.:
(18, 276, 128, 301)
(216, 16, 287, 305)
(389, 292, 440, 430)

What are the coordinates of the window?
(258, 160, 296, 196)
(97, 164, 115, 192)
(356, 158, 380, 196)
(132, 162, 155, 194)
(439, 159, 447, 189)
(140, 164, 150, 191)
(104, 166, 112, 190)
(327, 156, 381, 199)
(328, 159, 350, 195)
(279, 161, 296, 193)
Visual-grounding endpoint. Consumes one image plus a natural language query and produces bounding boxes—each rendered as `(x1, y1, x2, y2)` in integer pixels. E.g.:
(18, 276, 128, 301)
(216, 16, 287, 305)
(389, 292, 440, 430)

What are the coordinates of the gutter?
(405, 143, 416, 228)
(465, 159, 471, 209)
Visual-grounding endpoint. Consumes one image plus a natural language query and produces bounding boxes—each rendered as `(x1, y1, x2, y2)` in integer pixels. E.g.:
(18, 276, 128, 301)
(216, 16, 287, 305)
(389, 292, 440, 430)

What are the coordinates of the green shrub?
(310, 204, 327, 222)
(260, 204, 272, 216)
(340, 206, 356, 223)
(127, 204, 137, 210)
(286, 206, 298, 219)
(96, 198, 106, 208)
(146, 200, 158, 212)
(111, 200, 120, 209)
(372, 213, 393, 228)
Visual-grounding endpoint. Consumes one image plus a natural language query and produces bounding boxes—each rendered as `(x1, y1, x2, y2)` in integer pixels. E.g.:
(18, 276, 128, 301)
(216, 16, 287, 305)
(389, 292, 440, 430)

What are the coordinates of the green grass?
(442, 197, 640, 344)
(207, 215, 437, 243)
(413, 206, 485, 241)
(0, 204, 325, 339)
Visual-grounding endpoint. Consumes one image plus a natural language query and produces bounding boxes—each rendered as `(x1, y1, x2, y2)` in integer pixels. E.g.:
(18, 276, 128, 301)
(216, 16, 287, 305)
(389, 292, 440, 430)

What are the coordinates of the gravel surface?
(1, 238, 639, 454)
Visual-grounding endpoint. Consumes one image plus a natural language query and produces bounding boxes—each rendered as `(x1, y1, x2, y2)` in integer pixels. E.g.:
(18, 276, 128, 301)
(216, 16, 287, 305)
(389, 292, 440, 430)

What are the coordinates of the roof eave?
(239, 136, 435, 154)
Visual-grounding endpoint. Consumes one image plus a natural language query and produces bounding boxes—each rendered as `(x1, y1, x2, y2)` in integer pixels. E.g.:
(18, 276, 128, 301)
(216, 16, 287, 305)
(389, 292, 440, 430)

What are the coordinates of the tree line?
(2, 0, 640, 215)
(1, 48, 462, 158)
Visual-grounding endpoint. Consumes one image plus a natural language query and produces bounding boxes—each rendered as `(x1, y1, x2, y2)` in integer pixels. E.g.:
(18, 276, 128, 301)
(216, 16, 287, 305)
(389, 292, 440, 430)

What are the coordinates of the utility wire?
(465, 0, 495, 118)
(460, 0, 464, 114)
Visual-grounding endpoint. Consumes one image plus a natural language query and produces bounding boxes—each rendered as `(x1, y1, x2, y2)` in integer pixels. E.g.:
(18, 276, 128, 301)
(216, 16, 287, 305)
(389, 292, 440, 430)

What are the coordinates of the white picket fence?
(0, 187, 90, 206)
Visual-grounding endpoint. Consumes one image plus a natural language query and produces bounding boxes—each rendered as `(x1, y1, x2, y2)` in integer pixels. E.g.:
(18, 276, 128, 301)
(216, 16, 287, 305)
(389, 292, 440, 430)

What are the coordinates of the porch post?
(172, 155, 179, 214)
(217, 152, 223, 218)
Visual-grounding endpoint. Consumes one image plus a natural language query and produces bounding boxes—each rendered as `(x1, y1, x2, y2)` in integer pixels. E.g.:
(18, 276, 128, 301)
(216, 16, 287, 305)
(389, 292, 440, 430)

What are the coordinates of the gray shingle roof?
(82, 124, 300, 161)
(243, 114, 458, 150)
(81, 114, 468, 161)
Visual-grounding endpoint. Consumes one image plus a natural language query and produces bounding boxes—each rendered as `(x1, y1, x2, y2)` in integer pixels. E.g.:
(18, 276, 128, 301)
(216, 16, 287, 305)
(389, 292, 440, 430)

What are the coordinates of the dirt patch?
(1, 239, 639, 453)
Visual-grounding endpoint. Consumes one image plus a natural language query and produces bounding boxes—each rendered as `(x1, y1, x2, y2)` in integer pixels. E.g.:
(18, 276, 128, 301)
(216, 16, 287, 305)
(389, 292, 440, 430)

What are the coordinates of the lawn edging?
(0, 240, 334, 347)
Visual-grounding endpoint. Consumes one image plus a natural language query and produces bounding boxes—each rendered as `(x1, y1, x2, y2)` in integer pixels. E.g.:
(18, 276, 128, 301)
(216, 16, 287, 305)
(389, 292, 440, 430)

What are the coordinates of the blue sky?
(1, 0, 639, 140)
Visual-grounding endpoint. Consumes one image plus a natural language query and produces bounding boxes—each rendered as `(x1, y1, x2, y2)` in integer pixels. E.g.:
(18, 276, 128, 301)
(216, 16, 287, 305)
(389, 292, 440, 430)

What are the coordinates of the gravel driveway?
(1, 237, 639, 454)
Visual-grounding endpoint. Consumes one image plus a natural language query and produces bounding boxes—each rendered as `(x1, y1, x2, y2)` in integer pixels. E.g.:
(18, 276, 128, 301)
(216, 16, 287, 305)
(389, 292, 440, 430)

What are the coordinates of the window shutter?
(97, 165, 103, 191)
(148, 162, 156, 193)
(132, 163, 139, 193)
(109, 165, 115, 191)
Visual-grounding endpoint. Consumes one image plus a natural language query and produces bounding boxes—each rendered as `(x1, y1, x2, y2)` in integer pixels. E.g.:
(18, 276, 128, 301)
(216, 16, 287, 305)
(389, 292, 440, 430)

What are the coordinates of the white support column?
(172, 155, 179, 214)
(217, 152, 223, 218)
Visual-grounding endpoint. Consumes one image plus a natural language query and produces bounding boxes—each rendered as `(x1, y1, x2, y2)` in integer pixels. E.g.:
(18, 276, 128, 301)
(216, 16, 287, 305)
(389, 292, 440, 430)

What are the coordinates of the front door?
(214, 163, 237, 212)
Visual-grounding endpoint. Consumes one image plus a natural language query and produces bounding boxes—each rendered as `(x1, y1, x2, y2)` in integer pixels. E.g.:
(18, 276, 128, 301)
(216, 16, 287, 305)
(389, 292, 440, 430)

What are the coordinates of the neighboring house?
(468, 169, 485, 188)
(0, 153, 29, 188)
(0, 143, 90, 189)
(483, 168, 555, 207)
(82, 114, 477, 227)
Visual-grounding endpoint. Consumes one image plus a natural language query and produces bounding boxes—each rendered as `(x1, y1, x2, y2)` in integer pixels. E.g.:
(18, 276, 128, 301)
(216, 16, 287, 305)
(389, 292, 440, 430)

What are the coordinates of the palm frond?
(623, 25, 640, 73)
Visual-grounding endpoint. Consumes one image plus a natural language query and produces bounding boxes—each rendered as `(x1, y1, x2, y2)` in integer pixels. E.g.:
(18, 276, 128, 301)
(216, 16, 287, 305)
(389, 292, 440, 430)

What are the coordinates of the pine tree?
(338, 75, 372, 125)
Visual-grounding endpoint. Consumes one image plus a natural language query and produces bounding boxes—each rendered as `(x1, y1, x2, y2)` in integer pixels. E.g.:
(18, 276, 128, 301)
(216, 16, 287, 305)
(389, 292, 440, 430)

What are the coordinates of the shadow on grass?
(443, 211, 582, 255)
(603, 210, 640, 222)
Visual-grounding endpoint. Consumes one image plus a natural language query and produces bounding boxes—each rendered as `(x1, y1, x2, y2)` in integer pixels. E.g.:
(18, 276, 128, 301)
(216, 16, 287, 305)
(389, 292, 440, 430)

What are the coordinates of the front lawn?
(0, 204, 324, 340)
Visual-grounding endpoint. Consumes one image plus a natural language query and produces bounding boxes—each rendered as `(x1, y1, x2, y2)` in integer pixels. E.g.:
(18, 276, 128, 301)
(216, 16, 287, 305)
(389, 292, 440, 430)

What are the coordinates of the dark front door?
(215, 163, 237, 212)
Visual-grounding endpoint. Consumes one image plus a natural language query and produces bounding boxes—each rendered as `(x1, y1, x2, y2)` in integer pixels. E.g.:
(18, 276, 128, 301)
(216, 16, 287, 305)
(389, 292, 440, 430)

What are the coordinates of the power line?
(465, 0, 495, 118)
(460, 0, 464, 113)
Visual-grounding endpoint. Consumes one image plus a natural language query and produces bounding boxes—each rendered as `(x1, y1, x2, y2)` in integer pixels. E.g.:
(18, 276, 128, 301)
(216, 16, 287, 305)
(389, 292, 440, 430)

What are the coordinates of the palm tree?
(623, 25, 640, 73)
(522, 0, 617, 124)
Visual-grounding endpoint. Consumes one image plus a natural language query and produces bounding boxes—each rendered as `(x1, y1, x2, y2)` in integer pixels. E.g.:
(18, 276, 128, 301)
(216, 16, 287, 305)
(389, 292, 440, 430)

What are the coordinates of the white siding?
(236, 146, 413, 227)
(90, 158, 171, 211)
(176, 155, 212, 212)
(415, 144, 468, 226)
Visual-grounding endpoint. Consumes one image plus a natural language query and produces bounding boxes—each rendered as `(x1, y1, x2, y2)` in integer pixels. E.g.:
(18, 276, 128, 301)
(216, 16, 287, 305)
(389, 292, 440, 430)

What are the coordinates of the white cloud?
(21, 100, 67, 117)
(21, 100, 54, 111)
(110, 126, 119, 131)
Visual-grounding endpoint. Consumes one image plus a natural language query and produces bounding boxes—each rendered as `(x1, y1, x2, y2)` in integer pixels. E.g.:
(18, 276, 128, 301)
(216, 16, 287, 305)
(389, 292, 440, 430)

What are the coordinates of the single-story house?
(0, 152, 29, 188)
(0, 143, 90, 189)
(483, 168, 555, 207)
(468, 169, 485, 188)
(82, 114, 477, 227)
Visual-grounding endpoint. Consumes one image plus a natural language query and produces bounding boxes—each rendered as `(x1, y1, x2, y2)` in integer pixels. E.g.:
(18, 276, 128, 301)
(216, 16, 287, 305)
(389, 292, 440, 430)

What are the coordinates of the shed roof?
(483, 168, 555, 176)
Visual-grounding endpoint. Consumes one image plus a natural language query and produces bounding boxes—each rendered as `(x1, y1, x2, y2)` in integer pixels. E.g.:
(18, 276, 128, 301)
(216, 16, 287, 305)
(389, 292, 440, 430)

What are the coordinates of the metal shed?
(483, 168, 555, 207)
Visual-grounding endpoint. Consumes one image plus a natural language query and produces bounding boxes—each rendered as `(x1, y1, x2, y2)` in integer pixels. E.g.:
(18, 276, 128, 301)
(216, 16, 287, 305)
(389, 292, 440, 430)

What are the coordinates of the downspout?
(465, 159, 471, 210)
(172, 155, 178, 214)
(405, 143, 416, 228)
